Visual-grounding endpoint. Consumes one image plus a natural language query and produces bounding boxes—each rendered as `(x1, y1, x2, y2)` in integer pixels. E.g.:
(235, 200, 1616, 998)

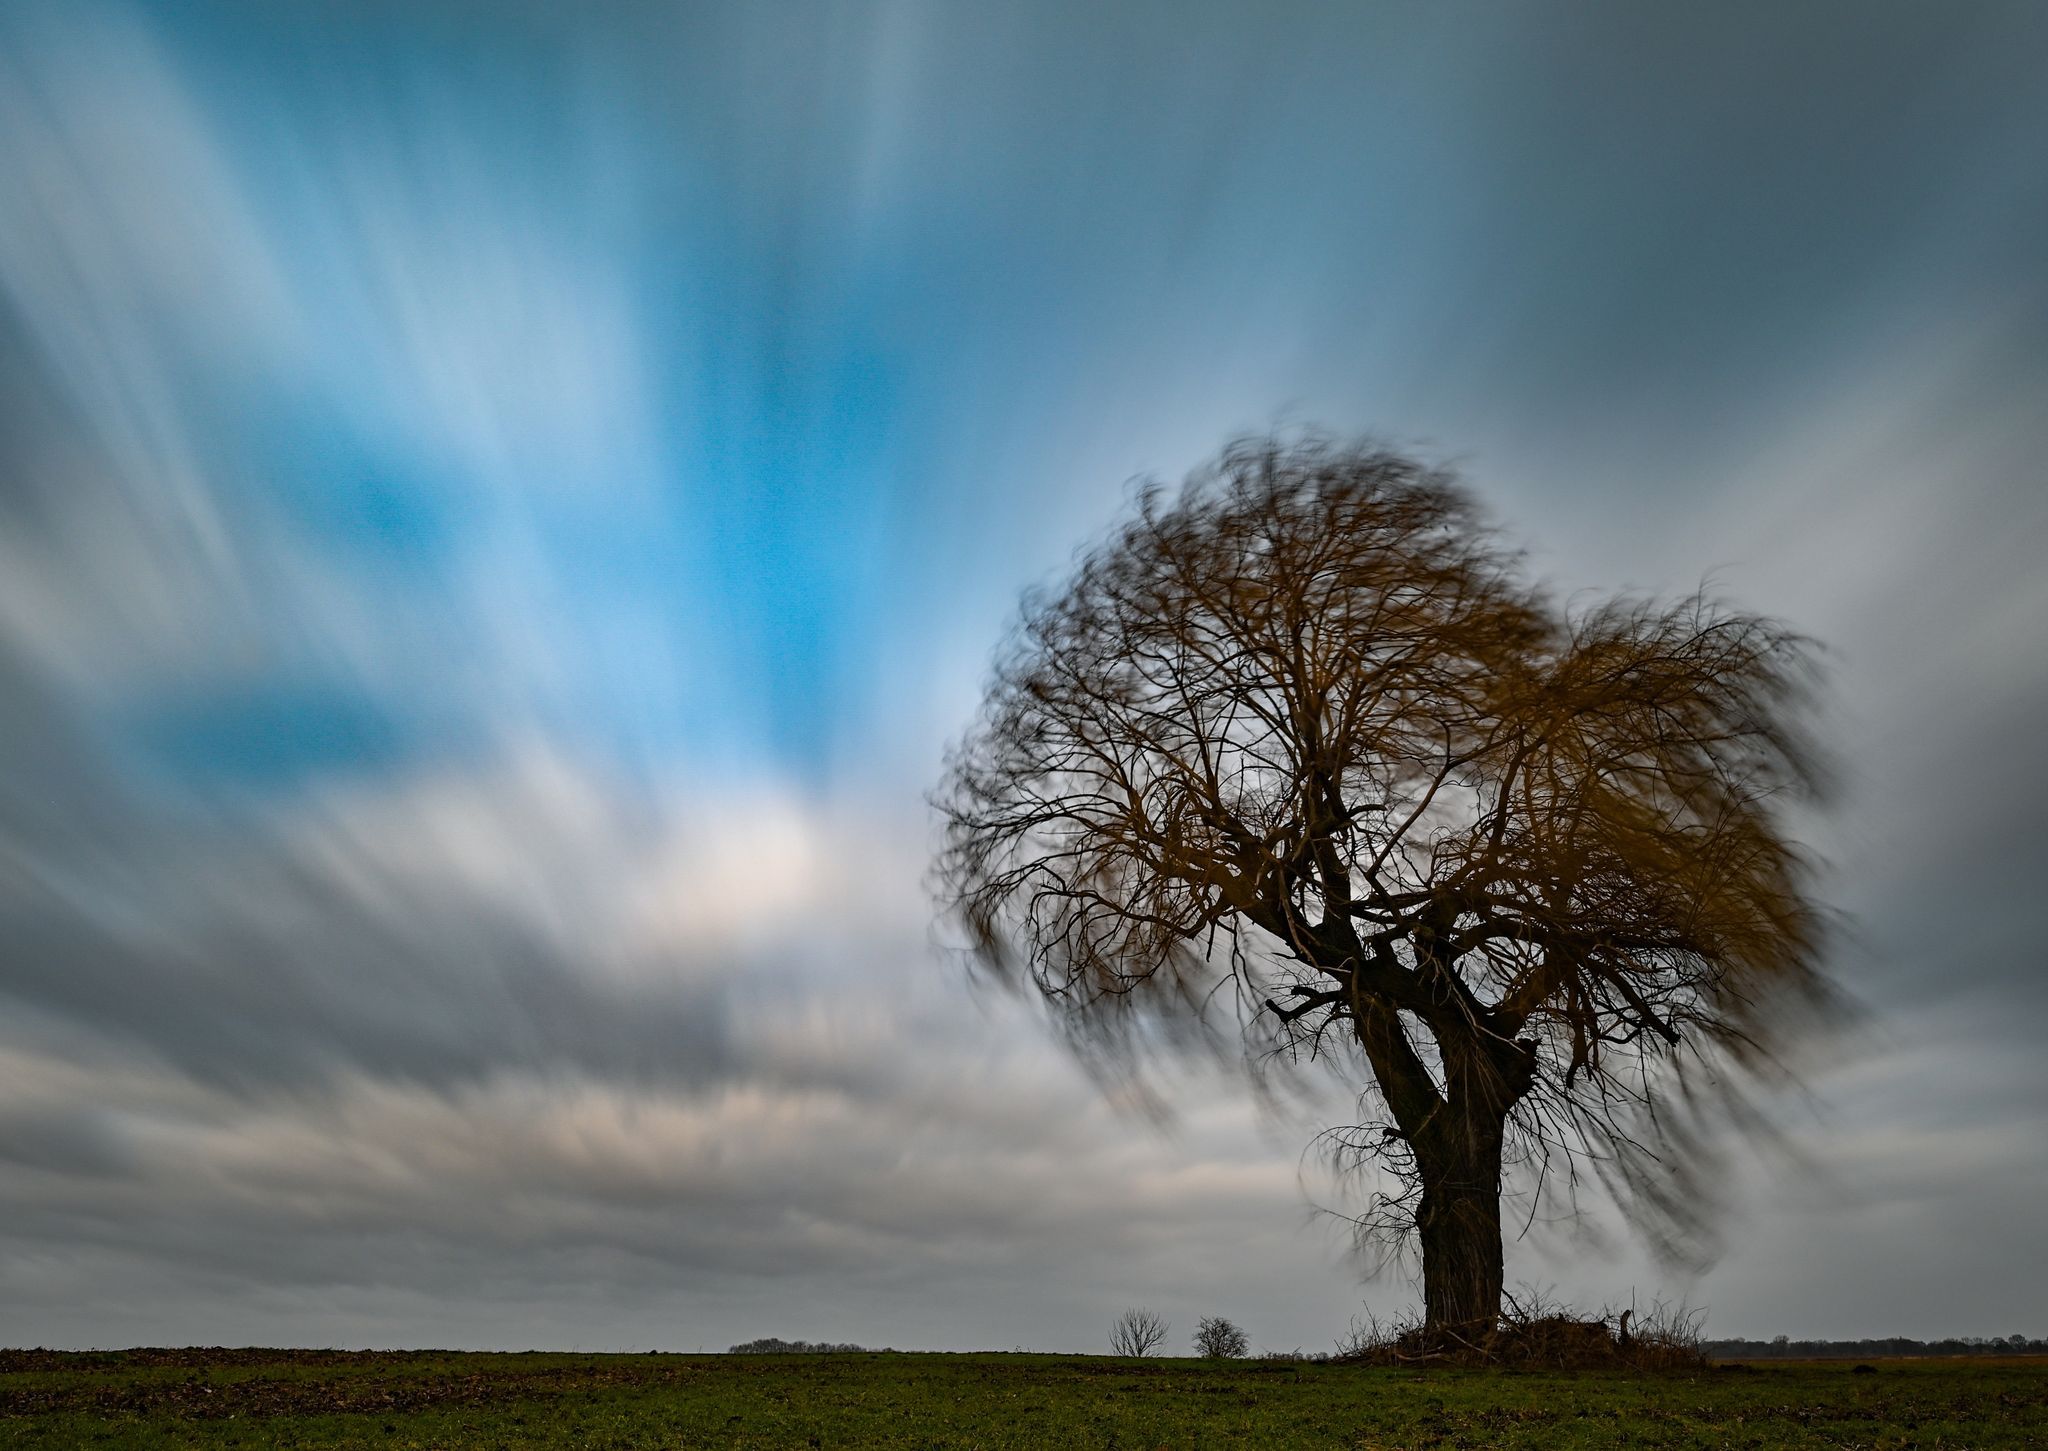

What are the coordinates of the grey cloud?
(0, 959, 1348, 1349)
(0, 759, 739, 1094)
(2, 0, 2046, 1353)
(0, 618, 737, 1100)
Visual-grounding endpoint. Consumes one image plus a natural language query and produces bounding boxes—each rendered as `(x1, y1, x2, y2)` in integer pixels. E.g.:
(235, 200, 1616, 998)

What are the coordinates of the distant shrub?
(1109, 1308, 1168, 1357)
(1193, 1317, 1250, 1359)
(727, 1338, 876, 1354)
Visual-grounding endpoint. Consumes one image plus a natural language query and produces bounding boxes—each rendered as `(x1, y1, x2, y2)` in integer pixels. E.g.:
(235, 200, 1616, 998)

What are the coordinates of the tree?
(1111, 1307, 1169, 1356)
(936, 435, 1832, 1344)
(1194, 1315, 1251, 1358)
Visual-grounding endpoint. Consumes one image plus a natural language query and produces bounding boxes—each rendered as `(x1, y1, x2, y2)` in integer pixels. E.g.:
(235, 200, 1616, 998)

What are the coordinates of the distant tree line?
(1708, 1334, 2043, 1360)
(726, 1338, 885, 1354)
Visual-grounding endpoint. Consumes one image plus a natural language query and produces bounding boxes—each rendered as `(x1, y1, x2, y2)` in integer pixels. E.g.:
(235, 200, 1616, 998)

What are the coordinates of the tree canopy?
(934, 434, 1834, 1339)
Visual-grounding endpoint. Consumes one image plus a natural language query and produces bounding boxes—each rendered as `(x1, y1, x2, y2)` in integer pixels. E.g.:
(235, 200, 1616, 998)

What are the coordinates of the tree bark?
(1345, 984, 1532, 1344)
(1414, 1125, 1506, 1342)
(1408, 1014, 1531, 1344)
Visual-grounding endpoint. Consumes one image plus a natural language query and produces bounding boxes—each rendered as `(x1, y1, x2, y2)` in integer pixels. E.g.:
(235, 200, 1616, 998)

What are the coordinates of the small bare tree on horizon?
(1194, 1315, 1251, 1359)
(935, 433, 1837, 1346)
(1110, 1308, 1169, 1357)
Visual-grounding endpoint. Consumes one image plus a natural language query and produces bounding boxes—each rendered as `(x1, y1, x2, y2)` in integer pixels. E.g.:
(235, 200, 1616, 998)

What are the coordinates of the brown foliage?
(934, 434, 1835, 1334)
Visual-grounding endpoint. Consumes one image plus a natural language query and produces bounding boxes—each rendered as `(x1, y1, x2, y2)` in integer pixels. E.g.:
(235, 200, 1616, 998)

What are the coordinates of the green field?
(3, 1348, 2042, 1448)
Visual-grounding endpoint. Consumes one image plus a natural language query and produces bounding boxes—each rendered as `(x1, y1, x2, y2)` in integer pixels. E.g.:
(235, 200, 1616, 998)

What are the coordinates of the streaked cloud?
(0, 0, 2044, 1349)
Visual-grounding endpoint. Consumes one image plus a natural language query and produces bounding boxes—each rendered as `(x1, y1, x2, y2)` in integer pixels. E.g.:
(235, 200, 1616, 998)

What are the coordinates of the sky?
(1, 0, 2045, 1351)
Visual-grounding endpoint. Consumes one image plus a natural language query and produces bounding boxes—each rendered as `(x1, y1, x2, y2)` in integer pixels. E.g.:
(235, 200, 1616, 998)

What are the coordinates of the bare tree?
(1110, 1307, 1169, 1357)
(1194, 1315, 1251, 1358)
(936, 434, 1833, 1344)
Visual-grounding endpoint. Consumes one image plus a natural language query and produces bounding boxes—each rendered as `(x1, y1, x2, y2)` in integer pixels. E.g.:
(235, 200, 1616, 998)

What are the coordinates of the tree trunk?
(1412, 1019, 1526, 1343)
(1414, 1129, 1506, 1343)
(1344, 990, 1530, 1346)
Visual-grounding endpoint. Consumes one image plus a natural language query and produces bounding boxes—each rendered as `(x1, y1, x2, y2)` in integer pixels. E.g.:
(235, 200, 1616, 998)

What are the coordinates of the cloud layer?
(1, 0, 2045, 1348)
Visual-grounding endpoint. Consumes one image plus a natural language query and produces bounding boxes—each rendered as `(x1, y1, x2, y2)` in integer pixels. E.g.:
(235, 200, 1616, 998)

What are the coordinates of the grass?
(2, 1347, 2042, 1448)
